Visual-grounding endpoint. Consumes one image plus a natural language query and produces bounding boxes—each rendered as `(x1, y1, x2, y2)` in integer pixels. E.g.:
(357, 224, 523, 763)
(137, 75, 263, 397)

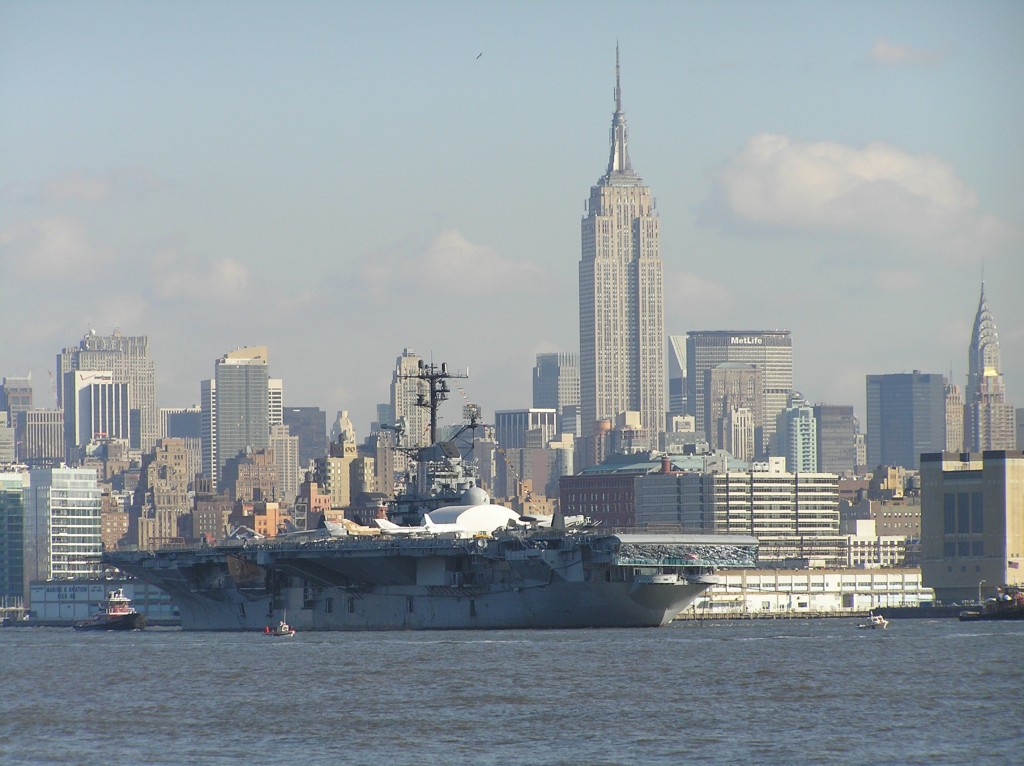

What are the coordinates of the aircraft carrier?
(104, 362, 757, 631)
(104, 527, 757, 631)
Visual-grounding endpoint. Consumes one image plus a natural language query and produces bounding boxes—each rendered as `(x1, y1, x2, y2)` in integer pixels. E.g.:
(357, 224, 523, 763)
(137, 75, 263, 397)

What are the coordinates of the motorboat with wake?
(857, 612, 889, 630)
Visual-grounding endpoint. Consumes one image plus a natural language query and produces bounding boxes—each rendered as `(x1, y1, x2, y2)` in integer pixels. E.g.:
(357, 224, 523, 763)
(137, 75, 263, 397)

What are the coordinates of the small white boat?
(264, 618, 296, 637)
(857, 612, 889, 630)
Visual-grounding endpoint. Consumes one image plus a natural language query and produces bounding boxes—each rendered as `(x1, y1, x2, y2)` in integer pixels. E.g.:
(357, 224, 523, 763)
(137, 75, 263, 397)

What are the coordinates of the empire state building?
(579, 48, 665, 441)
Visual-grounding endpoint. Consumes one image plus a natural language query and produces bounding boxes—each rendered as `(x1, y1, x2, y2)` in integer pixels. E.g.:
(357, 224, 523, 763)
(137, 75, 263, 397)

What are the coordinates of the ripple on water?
(2, 621, 1023, 766)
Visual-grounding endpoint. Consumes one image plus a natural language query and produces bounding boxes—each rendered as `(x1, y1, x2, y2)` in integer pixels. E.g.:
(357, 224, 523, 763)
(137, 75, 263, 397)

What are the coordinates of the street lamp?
(978, 579, 987, 604)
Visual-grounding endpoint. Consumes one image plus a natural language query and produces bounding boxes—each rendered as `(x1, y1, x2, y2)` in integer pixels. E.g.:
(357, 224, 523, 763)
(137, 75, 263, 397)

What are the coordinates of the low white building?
(683, 567, 932, 617)
(28, 579, 177, 623)
(845, 518, 907, 568)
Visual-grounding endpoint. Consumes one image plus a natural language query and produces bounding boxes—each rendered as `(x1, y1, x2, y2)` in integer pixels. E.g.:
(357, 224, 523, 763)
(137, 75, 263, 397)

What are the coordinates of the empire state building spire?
(605, 43, 637, 180)
(580, 46, 664, 447)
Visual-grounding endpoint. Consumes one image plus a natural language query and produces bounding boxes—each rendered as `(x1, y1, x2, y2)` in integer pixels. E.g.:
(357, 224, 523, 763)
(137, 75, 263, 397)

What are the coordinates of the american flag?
(1009, 560, 1020, 569)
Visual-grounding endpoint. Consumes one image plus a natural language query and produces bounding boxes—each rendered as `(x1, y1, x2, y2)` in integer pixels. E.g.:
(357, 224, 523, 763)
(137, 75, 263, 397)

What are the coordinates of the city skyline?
(2, 3, 1022, 438)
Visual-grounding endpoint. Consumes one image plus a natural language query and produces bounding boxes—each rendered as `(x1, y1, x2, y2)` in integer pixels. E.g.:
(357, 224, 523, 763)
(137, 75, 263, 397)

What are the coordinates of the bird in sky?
(476, 51, 483, 59)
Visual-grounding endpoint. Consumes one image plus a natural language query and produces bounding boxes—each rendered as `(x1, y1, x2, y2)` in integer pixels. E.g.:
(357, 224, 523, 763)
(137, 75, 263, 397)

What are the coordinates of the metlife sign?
(730, 336, 764, 345)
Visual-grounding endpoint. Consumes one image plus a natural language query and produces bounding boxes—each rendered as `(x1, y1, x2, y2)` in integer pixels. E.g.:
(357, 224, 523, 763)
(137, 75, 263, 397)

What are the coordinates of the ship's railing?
(106, 531, 759, 567)
(614, 557, 755, 568)
(614, 543, 757, 569)
(106, 536, 487, 560)
(258, 537, 480, 555)
(601, 526, 709, 535)
(107, 540, 250, 554)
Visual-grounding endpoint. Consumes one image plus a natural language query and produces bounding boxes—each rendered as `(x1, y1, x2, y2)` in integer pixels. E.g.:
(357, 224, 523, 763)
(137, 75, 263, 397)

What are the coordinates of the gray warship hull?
(105, 531, 757, 631)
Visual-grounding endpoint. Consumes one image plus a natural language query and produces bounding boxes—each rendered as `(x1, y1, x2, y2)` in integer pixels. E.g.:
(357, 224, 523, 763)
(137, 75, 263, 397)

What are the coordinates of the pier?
(676, 609, 868, 621)
(0, 597, 27, 625)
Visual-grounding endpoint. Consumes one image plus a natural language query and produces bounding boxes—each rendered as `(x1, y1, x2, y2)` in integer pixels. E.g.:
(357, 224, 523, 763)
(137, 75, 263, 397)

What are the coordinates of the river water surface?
(1, 618, 1021, 765)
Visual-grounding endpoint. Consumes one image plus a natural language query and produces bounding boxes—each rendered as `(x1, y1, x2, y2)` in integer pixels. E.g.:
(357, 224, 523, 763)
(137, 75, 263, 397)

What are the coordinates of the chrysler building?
(965, 282, 1016, 450)
(579, 47, 665, 442)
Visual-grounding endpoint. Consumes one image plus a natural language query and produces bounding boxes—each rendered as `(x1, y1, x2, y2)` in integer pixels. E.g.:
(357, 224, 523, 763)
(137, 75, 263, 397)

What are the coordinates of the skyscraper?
(667, 335, 688, 417)
(579, 47, 665, 442)
(0, 472, 26, 601)
(19, 410, 63, 467)
(23, 467, 102, 587)
(776, 393, 818, 473)
(282, 407, 328, 468)
(943, 381, 964, 453)
(160, 406, 201, 439)
(132, 438, 191, 549)
(1, 375, 33, 461)
(494, 409, 558, 451)
(965, 283, 1016, 451)
(532, 353, 580, 436)
(56, 330, 157, 452)
(390, 349, 429, 449)
(866, 372, 945, 469)
(813, 404, 857, 476)
(0, 375, 33, 420)
(704, 362, 762, 453)
(157, 409, 202, 494)
(0, 418, 13, 464)
(686, 330, 793, 455)
(270, 423, 300, 505)
(213, 347, 269, 485)
(200, 379, 217, 489)
(62, 371, 131, 462)
(268, 379, 284, 427)
(723, 407, 756, 464)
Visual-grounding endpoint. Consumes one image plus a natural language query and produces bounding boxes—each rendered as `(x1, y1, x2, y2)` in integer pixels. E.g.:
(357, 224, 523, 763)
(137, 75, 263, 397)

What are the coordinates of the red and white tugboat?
(73, 588, 147, 631)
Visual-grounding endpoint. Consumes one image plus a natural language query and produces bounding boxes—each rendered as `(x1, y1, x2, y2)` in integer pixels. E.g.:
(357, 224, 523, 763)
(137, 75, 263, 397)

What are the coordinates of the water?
(2, 619, 1022, 765)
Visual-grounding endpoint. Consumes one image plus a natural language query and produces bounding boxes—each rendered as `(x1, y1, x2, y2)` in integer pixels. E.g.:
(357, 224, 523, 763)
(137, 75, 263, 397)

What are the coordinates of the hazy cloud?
(88, 294, 149, 332)
(152, 253, 251, 304)
(360, 229, 545, 297)
(41, 173, 111, 204)
(11, 317, 67, 348)
(664, 271, 736, 317)
(870, 37, 949, 67)
(0, 215, 113, 278)
(708, 133, 1019, 260)
(39, 168, 166, 205)
(870, 268, 922, 293)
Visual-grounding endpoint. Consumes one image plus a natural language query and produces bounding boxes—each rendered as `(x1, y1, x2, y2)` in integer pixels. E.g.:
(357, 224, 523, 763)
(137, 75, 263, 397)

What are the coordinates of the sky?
(2, 1, 1022, 439)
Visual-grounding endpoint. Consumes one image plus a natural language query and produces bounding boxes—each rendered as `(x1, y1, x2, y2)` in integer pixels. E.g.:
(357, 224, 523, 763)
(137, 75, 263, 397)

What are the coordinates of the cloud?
(870, 269, 922, 293)
(664, 271, 736, 317)
(0, 215, 113, 278)
(42, 173, 111, 204)
(39, 168, 166, 205)
(152, 252, 251, 304)
(870, 37, 949, 67)
(88, 294, 149, 331)
(706, 133, 1020, 260)
(360, 229, 545, 297)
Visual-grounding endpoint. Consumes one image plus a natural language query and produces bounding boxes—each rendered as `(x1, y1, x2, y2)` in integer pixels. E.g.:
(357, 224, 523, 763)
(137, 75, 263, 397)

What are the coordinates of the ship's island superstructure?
(104, 363, 757, 630)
